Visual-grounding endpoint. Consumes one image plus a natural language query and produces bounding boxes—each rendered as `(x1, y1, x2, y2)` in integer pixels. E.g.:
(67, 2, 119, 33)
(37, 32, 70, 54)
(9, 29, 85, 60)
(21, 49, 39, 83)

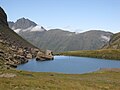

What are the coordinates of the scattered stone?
(50, 74, 54, 76)
(9, 64, 17, 68)
(36, 57, 46, 61)
(17, 48, 24, 55)
(0, 50, 4, 54)
(26, 53, 32, 59)
(0, 73, 16, 78)
(5, 62, 17, 68)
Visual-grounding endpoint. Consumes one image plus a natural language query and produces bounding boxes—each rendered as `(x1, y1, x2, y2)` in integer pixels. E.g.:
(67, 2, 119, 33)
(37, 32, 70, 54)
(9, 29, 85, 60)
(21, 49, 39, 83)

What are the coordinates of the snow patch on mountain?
(14, 29, 21, 33)
(30, 26, 45, 32)
(22, 26, 34, 32)
(14, 26, 33, 33)
(13, 25, 46, 33)
(101, 35, 110, 42)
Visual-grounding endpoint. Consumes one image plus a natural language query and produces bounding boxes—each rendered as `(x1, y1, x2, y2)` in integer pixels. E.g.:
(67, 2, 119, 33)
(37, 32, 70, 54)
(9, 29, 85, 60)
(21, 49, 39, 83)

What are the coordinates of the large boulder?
(36, 51, 46, 61)
(36, 50, 54, 61)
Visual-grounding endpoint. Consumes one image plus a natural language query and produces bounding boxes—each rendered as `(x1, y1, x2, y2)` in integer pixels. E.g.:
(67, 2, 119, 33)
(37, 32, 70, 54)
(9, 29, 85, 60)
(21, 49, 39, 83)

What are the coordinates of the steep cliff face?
(0, 7, 8, 26)
(103, 32, 120, 49)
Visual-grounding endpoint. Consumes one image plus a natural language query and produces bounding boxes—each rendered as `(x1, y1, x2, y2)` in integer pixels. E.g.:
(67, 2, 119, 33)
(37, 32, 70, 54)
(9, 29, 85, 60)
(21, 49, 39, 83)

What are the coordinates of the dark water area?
(17, 56, 120, 74)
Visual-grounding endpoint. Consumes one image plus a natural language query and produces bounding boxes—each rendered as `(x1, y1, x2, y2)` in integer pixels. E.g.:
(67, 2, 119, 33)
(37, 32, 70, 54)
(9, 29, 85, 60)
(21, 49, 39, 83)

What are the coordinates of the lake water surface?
(17, 56, 120, 74)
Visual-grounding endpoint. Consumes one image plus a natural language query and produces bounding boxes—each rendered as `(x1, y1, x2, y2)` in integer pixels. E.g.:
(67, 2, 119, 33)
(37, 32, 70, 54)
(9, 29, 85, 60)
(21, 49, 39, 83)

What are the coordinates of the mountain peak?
(8, 17, 37, 30)
(14, 17, 37, 29)
(8, 18, 46, 33)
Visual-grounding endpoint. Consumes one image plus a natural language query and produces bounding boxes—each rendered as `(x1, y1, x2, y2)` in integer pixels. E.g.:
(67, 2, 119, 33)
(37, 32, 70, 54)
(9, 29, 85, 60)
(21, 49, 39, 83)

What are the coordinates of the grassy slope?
(0, 69, 120, 90)
(60, 49, 120, 60)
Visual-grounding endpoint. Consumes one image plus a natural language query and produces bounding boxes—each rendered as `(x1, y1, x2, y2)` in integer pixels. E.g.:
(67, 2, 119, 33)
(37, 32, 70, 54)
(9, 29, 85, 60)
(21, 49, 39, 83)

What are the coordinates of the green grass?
(0, 69, 120, 90)
(60, 49, 120, 60)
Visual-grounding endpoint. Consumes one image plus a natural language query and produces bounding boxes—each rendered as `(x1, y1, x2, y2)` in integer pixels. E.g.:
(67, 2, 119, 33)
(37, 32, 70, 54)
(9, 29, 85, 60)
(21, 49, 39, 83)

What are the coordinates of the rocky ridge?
(103, 32, 120, 49)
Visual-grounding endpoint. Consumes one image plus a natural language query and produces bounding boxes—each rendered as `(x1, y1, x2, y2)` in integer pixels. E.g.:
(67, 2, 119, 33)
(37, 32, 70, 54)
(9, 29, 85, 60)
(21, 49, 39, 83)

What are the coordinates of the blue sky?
(0, 0, 120, 33)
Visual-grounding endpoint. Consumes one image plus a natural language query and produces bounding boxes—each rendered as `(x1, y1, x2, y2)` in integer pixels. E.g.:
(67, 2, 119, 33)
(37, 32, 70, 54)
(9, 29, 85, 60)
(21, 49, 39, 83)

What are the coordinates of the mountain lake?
(17, 56, 120, 74)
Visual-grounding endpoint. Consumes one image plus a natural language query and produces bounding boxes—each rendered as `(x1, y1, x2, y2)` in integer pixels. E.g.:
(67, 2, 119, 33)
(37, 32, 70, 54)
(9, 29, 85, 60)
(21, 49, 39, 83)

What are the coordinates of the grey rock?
(26, 53, 32, 59)
(8, 18, 37, 29)
(36, 50, 54, 61)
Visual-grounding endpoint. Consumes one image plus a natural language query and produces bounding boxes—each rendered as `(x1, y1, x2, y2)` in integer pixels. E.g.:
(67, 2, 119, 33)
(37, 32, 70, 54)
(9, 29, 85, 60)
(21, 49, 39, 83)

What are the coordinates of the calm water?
(17, 56, 120, 74)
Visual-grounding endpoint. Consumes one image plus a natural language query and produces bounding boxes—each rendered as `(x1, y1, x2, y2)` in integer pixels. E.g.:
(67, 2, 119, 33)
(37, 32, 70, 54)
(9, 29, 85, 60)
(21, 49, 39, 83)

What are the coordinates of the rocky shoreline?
(0, 39, 54, 69)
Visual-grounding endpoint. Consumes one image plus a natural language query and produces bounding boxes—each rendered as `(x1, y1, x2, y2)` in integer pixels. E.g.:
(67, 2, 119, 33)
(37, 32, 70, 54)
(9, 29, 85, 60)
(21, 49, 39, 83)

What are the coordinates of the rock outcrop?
(103, 32, 120, 49)
(36, 50, 54, 61)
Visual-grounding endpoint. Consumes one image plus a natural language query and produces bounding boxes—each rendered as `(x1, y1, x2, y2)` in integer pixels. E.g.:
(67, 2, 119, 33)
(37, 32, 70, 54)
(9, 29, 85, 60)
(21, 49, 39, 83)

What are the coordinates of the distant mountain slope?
(65, 30, 112, 51)
(9, 18, 113, 52)
(31, 29, 113, 52)
(103, 32, 120, 49)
